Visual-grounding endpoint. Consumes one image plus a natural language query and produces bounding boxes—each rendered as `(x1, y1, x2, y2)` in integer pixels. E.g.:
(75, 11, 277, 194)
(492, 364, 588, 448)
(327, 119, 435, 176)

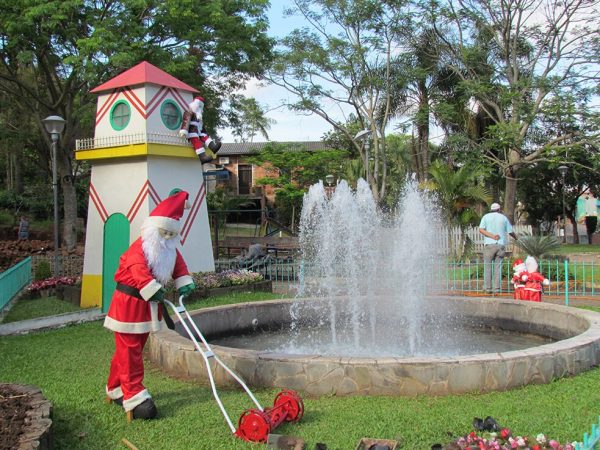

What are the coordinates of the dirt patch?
(0, 384, 52, 450)
(0, 239, 85, 273)
(0, 239, 55, 272)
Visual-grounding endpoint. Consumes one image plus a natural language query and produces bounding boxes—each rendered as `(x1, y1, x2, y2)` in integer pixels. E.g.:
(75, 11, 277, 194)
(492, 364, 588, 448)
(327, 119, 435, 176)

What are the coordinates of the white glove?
(542, 279, 550, 286)
(178, 129, 188, 138)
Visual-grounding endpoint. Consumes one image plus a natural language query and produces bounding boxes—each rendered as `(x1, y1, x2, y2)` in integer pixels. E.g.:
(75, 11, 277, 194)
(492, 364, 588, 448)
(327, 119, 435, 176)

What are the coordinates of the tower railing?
(75, 132, 188, 151)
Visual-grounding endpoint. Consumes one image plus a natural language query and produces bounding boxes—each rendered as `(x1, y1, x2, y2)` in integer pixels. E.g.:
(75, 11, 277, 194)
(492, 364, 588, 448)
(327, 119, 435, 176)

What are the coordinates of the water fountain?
(148, 179, 600, 396)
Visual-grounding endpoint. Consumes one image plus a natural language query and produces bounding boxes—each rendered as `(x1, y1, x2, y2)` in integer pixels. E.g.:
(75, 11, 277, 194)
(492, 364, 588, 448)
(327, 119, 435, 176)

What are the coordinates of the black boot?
(198, 152, 213, 164)
(208, 139, 221, 153)
(472, 417, 485, 431)
(132, 398, 157, 420)
(483, 416, 500, 432)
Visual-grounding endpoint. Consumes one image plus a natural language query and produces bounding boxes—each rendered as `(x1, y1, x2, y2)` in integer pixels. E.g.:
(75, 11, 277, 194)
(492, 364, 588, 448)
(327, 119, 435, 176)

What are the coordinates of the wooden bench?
(218, 236, 299, 259)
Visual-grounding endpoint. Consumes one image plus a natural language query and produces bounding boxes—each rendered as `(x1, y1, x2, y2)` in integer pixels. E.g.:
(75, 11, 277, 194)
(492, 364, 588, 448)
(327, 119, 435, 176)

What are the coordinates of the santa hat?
(513, 259, 523, 267)
(189, 96, 205, 111)
(146, 190, 189, 233)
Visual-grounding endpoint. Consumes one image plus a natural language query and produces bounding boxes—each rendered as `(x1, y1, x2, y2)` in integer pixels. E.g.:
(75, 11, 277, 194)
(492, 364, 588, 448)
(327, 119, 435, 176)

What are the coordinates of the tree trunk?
(58, 143, 78, 253)
(503, 172, 518, 223)
(569, 214, 579, 244)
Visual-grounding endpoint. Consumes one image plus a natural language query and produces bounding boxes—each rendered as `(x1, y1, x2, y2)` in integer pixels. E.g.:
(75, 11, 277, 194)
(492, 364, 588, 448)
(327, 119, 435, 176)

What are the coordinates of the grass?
(552, 244, 600, 254)
(1, 292, 600, 449)
(1, 296, 85, 324)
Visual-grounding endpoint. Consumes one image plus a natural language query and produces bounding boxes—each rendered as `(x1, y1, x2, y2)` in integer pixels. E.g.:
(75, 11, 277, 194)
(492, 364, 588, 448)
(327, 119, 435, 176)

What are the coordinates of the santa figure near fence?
(522, 256, 550, 302)
(103, 189, 196, 421)
(179, 96, 222, 163)
(511, 259, 528, 300)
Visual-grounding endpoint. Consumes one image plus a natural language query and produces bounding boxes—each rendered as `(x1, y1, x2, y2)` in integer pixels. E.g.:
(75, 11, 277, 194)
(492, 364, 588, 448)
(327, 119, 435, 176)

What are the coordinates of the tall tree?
(0, 0, 273, 251)
(429, 0, 600, 221)
(226, 95, 275, 142)
(268, 0, 414, 203)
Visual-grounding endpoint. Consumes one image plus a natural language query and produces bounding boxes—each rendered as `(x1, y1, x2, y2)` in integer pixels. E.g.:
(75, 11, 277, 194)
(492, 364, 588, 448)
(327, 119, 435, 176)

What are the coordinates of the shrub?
(34, 261, 52, 281)
(513, 233, 561, 259)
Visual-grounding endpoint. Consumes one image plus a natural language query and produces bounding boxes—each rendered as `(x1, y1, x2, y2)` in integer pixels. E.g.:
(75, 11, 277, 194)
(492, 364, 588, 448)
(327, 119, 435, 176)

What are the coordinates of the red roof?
(91, 61, 198, 93)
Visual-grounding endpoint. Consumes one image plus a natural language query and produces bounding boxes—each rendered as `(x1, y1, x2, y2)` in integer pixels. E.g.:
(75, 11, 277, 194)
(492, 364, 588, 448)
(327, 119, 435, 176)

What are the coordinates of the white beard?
(141, 224, 177, 285)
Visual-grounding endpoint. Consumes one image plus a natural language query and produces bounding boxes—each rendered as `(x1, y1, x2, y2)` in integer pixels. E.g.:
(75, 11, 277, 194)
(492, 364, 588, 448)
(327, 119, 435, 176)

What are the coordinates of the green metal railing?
(440, 259, 598, 300)
(216, 257, 600, 301)
(0, 257, 32, 312)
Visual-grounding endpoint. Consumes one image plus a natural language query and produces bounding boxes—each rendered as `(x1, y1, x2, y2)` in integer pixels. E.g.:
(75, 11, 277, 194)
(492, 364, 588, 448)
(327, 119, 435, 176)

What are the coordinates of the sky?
(218, 2, 336, 143)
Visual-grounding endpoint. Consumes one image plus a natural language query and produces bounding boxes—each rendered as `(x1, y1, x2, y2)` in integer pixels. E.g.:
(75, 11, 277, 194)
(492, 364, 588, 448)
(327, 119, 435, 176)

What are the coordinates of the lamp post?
(354, 129, 372, 180)
(558, 165, 568, 243)
(42, 115, 66, 277)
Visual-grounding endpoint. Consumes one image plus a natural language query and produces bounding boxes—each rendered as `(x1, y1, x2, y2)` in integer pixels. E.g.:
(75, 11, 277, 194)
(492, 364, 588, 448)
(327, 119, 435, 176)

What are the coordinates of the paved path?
(0, 308, 104, 336)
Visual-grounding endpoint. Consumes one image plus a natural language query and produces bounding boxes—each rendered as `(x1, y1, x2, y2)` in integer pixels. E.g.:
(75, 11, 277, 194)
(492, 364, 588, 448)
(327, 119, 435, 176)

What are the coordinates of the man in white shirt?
(479, 203, 518, 294)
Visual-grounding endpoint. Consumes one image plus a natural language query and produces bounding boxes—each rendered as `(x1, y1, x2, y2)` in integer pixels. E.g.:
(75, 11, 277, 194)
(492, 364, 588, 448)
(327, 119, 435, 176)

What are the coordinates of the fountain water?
(288, 178, 442, 356)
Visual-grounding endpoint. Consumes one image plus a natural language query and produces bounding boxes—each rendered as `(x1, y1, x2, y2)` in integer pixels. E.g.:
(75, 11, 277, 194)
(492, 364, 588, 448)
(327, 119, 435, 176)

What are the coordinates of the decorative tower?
(76, 61, 214, 312)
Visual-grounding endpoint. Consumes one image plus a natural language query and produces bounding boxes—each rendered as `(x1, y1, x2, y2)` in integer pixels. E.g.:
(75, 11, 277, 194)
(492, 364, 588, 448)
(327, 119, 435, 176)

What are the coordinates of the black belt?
(115, 283, 175, 330)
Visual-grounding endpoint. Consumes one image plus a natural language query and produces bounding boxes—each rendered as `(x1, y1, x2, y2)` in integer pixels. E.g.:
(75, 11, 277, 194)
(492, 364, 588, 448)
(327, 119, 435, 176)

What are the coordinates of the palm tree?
(425, 160, 492, 259)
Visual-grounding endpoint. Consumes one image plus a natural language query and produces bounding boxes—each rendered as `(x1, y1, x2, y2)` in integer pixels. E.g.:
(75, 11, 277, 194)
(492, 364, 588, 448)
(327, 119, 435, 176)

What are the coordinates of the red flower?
(500, 428, 511, 439)
(532, 445, 541, 450)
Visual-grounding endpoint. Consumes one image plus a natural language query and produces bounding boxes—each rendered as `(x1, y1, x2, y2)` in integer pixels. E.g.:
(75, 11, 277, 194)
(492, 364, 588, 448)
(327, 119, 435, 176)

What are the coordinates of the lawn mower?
(162, 296, 304, 443)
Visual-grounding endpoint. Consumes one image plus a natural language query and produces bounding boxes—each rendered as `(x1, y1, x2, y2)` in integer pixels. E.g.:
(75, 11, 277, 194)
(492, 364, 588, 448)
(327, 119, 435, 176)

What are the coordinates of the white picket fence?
(439, 224, 532, 256)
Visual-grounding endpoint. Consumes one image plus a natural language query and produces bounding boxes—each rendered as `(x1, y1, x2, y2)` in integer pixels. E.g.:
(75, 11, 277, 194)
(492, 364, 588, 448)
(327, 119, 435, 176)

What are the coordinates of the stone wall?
(32, 255, 84, 278)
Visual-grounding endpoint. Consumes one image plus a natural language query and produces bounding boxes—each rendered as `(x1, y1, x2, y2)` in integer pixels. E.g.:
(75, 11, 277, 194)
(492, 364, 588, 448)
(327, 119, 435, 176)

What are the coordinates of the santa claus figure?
(522, 256, 550, 302)
(511, 259, 528, 300)
(179, 96, 222, 163)
(104, 190, 196, 420)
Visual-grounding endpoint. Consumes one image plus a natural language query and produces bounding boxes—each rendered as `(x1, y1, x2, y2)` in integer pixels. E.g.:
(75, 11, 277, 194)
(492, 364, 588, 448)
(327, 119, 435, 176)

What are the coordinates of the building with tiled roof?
(204, 140, 334, 210)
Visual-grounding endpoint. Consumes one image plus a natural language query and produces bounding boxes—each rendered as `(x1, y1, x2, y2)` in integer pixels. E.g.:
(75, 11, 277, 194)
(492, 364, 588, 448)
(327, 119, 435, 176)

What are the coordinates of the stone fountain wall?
(147, 297, 600, 397)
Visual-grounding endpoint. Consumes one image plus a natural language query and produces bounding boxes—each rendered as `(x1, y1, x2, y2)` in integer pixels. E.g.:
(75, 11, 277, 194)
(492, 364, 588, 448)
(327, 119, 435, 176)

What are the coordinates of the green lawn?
(553, 244, 600, 254)
(1, 293, 599, 449)
(1, 296, 85, 324)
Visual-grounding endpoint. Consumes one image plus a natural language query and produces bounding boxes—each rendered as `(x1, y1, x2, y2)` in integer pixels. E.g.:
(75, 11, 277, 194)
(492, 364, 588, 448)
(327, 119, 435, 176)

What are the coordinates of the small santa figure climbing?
(179, 96, 222, 163)
(104, 189, 196, 420)
(511, 259, 528, 300)
(522, 256, 550, 302)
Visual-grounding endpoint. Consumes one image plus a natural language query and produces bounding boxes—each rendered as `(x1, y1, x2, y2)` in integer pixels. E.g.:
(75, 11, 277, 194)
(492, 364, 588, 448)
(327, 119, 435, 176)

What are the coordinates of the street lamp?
(354, 129, 372, 180)
(42, 115, 66, 277)
(558, 165, 568, 243)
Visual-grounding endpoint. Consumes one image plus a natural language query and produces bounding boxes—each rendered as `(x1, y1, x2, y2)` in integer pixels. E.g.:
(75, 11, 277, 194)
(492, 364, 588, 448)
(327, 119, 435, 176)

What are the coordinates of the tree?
(246, 143, 348, 230)
(424, 160, 491, 258)
(226, 96, 275, 142)
(430, 0, 600, 221)
(268, 0, 414, 203)
(0, 0, 273, 251)
(518, 89, 600, 241)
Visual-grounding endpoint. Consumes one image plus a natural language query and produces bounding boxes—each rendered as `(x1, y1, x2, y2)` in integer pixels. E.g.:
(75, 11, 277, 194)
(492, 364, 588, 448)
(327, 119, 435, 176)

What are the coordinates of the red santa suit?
(104, 191, 194, 418)
(522, 256, 550, 302)
(511, 259, 528, 300)
(179, 96, 221, 163)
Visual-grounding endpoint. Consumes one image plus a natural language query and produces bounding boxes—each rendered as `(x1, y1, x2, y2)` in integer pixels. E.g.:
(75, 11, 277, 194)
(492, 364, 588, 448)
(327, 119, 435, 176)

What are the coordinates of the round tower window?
(110, 100, 131, 131)
(161, 100, 182, 130)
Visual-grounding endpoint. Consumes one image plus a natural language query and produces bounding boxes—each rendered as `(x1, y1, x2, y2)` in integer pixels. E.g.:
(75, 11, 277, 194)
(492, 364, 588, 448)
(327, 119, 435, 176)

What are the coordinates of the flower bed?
(191, 269, 264, 289)
(437, 419, 578, 450)
(26, 276, 80, 298)
(187, 269, 270, 299)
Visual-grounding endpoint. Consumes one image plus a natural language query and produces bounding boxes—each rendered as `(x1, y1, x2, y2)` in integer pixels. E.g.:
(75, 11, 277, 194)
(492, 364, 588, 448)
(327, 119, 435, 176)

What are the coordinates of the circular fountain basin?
(148, 297, 600, 396)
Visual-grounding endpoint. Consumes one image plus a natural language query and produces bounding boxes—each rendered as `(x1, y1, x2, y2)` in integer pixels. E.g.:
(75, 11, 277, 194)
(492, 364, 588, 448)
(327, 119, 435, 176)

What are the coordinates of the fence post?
(564, 259, 569, 306)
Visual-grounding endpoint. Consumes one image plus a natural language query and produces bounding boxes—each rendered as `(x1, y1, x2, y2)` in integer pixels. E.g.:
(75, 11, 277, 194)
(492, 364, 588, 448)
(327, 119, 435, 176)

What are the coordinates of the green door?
(102, 213, 130, 313)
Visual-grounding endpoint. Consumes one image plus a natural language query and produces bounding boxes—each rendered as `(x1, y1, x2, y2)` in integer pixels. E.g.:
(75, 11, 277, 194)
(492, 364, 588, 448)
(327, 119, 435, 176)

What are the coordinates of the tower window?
(110, 100, 131, 131)
(161, 100, 182, 130)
